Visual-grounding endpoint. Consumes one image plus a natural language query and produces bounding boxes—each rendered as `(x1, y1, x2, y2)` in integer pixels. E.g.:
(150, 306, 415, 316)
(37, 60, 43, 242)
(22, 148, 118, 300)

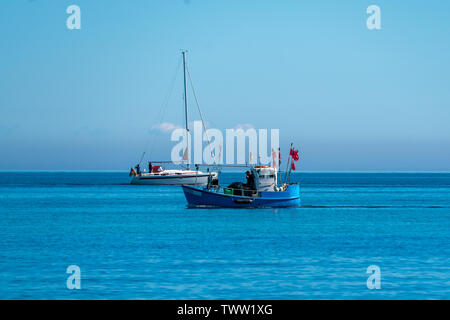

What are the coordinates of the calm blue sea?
(0, 172, 449, 299)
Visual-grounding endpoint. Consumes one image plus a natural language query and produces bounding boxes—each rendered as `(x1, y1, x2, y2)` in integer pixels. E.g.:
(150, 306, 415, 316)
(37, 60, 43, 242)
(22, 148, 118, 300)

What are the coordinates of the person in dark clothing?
(148, 162, 153, 173)
(245, 170, 256, 191)
(207, 170, 213, 189)
(241, 170, 256, 197)
(135, 164, 141, 175)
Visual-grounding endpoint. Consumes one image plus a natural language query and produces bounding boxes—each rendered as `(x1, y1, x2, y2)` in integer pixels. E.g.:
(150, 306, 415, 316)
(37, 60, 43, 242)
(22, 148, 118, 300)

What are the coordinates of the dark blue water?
(0, 172, 449, 299)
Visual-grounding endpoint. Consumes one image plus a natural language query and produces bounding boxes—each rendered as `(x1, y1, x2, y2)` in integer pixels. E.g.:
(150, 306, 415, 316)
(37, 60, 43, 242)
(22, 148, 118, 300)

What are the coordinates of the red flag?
(290, 148, 299, 161)
(291, 161, 296, 171)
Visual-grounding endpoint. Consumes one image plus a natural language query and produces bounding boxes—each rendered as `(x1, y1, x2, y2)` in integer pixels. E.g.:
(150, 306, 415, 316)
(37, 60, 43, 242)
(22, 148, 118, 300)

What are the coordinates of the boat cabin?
(251, 166, 277, 191)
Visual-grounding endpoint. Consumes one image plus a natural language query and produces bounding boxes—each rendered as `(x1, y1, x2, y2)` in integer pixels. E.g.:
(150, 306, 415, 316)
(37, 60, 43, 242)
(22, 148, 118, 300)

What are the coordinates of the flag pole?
(287, 157, 293, 184)
(278, 147, 281, 187)
(283, 142, 293, 185)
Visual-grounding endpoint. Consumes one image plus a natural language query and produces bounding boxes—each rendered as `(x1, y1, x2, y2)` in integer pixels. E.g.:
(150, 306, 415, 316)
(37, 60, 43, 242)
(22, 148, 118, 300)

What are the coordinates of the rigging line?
(142, 56, 182, 163)
(185, 65, 219, 171)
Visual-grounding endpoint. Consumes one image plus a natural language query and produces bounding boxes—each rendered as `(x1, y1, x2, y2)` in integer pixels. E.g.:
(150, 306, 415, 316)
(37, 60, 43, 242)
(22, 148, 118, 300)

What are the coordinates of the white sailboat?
(130, 51, 218, 185)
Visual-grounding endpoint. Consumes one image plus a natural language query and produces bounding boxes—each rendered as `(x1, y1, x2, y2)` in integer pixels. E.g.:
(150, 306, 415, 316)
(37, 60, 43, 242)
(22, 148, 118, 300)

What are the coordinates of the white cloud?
(151, 122, 182, 133)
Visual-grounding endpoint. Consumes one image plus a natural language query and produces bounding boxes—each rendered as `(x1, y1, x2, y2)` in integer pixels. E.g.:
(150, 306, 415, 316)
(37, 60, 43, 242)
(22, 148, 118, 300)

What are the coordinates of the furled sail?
(182, 147, 189, 161)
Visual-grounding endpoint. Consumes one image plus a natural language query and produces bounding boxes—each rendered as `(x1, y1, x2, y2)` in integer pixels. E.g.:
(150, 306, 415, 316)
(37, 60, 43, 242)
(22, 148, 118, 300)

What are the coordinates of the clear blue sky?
(1, 0, 449, 171)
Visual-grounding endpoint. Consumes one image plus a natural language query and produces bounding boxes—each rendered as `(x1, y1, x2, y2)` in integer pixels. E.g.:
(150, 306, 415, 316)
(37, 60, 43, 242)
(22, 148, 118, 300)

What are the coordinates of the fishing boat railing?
(206, 185, 260, 197)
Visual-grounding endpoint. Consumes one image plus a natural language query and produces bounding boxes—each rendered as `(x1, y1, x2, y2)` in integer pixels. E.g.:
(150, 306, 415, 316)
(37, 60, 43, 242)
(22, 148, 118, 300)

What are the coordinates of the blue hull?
(182, 184, 301, 208)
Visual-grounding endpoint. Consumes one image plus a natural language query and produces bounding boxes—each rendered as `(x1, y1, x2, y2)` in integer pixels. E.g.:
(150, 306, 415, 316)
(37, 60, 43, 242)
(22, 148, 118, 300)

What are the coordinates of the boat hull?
(131, 173, 215, 185)
(182, 184, 300, 208)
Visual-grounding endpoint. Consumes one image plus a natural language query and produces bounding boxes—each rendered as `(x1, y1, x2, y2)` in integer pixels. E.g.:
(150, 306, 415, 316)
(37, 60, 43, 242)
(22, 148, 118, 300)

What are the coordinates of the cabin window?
(259, 174, 274, 178)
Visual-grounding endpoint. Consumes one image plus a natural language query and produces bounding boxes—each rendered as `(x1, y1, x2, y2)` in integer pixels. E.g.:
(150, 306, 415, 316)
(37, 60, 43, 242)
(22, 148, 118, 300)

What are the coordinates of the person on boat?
(135, 164, 141, 175)
(207, 169, 213, 189)
(206, 169, 219, 190)
(148, 162, 153, 173)
(245, 170, 256, 193)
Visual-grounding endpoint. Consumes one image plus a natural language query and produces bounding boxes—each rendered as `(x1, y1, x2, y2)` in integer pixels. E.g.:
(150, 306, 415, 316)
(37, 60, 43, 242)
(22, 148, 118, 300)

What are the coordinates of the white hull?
(130, 171, 217, 185)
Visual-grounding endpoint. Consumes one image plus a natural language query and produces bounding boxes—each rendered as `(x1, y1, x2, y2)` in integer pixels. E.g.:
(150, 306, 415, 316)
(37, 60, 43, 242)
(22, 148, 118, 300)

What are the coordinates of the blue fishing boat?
(182, 166, 300, 208)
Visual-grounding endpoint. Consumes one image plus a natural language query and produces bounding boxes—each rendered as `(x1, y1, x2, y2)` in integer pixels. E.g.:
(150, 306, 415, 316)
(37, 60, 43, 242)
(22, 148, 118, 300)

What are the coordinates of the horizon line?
(1, 170, 450, 174)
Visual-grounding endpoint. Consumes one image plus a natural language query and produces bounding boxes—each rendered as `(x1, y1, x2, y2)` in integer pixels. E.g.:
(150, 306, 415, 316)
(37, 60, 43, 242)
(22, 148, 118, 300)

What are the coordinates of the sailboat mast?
(182, 51, 190, 170)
